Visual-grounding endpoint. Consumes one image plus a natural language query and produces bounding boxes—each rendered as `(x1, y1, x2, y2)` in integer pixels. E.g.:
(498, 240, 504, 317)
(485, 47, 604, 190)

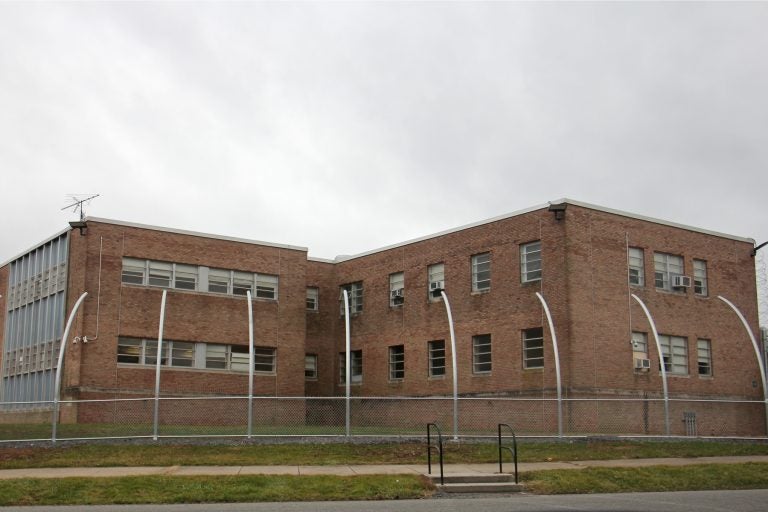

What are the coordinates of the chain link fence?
(0, 396, 765, 442)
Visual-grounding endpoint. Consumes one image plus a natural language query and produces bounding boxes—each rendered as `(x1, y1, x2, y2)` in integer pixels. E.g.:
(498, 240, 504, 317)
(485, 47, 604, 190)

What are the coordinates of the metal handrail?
(498, 423, 518, 483)
(426, 422, 444, 485)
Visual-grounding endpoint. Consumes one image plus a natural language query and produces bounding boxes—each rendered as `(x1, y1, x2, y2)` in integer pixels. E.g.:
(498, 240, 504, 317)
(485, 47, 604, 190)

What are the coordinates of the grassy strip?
(0, 474, 432, 506)
(1, 440, 767, 469)
(522, 462, 768, 494)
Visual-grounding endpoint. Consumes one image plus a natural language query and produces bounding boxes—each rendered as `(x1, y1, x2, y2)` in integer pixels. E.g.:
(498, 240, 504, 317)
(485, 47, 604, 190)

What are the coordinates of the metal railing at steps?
(426, 423, 444, 485)
(498, 423, 518, 484)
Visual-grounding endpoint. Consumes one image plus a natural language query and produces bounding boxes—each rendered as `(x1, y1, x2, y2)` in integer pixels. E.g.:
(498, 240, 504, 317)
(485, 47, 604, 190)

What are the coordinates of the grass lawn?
(0, 439, 766, 469)
(0, 474, 433, 506)
(521, 462, 768, 494)
(0, 462, 767, 505)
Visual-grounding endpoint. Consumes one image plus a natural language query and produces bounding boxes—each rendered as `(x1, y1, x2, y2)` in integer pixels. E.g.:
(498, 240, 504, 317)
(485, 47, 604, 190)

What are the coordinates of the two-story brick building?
(1, 199, 763, 434)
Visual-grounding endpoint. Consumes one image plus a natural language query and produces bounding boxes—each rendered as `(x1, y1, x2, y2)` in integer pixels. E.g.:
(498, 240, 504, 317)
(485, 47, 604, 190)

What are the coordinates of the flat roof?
(85, 217, 308, 253)
(331, 198, 755, 262)
(2, 199, 754, 268)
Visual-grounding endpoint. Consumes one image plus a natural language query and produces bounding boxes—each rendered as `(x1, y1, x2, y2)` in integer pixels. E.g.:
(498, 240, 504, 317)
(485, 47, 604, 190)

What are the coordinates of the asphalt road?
(3, 490, 767, 512)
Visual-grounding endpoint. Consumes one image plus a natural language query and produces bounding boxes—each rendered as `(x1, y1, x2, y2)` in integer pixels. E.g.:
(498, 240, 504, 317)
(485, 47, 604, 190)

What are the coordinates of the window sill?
(654, 288, 687, 296)
(121, 283, 279, 302)
(116, 363, 276, 376)
(472, 372, 492, 377)
(428, 375, 446, 380)
(471, 289, 490, 296)
(521, 279, 542, 286)
(522, 367, 543, 371)
(388, 379, 404, 384)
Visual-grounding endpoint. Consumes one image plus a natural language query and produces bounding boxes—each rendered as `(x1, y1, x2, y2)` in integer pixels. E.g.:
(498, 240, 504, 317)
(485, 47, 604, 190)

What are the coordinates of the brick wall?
(62, 221, 308, 403)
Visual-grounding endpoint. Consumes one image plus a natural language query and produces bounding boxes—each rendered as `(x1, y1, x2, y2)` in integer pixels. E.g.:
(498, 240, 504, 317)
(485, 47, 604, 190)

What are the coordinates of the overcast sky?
(1, 2, 767, 318)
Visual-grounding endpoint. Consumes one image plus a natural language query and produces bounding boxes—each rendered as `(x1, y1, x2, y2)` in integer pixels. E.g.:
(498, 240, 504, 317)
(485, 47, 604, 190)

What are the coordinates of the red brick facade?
(1, 200, 763, 430)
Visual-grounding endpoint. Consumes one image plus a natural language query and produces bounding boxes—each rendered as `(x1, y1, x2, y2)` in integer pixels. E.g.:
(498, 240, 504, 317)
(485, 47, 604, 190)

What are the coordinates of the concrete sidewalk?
(0, 455, 766, 480)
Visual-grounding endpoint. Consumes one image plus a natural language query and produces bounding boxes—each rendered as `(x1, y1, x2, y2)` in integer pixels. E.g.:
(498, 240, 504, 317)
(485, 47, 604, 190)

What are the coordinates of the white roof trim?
(333, 202, 550, 262)
(556, 198, 755, 244)
(85, 217, 308, 252)
(2, 200, 754, 268)
(331, 198, 754, 263)
(308, 256, 336, 264)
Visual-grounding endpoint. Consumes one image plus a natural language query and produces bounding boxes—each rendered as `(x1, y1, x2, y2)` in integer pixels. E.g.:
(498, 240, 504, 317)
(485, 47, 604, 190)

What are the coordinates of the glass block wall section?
(2, 233, 68, 408)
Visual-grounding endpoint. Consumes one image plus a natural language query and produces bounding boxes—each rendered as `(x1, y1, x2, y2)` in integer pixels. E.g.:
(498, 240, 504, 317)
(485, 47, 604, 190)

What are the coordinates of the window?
(117, 337, 141, 364)
(232, 271, 253, 296)
(389, 345, 405, 380)
(208, 268, 230, 294)
(523, 328, 544, 369)
(305, 354, 318, 380)
(521, 241, 542, 282)
(117, 338, 275, 374)
(148, 261, 172, 288)
(256, 274, 278, 299)
(472, 334, 492, 374)
(697, 339, 712, 376)
(306, 287, 319, 311)
(428, 340, 446, 377)
(253, 347, 276, 373)
(654, 252, 684, 291)
(632, 331, 648, 356)
(144, 340, 168, 366)
(628, 247, 644, 286)
(205, 344, 227, 369)
(693, 259, 708, 296)
(121, 258, 200, 290)
(230, 345, 250, 372)
(389, 272, 405, 306)
(340, 282, 364, 315)
(174, 264, 198, 290)
(121, 258, 145, 284)
(121, 260, 277, 298)
(659, 335, 688, 375)
(339, 350, 363, 384)
(472, 252, 491, 292)
(171, 341, 195, 367)
(428, 263, 445, 300)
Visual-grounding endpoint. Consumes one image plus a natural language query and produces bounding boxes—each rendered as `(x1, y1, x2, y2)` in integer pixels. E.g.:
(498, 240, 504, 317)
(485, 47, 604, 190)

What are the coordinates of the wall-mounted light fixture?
(69, 220, 88, 236)
(548, 202, 567, 221)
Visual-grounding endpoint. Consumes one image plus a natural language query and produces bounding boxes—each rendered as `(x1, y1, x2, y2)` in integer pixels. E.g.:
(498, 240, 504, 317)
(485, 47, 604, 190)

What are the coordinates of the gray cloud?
(1, 2, 766, 293)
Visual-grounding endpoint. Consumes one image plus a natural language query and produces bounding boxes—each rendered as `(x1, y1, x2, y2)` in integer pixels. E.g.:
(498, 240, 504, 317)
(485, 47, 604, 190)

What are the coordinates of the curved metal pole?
(534, 292, 563, 438)
(631, 294, 670, 435)
(153, 290, 167, 441)
(343, 290, 351, 438)
(51, 291, 88, 443)
(439, 290, 459, 441)
(717, 295, 768, 435)
(247, 290, 254, 438)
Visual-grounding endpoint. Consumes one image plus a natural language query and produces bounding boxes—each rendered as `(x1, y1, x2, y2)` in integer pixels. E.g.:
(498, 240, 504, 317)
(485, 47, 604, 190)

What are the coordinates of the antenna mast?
(61, 194, 99, 221)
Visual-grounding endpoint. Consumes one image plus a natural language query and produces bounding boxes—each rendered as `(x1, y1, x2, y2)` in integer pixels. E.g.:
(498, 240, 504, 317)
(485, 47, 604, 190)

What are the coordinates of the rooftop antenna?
(62, 194, 99, 221)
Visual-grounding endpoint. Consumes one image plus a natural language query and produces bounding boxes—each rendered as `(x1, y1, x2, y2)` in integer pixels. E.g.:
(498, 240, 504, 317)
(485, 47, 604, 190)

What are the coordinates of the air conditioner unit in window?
(634, 358, 651, 370)
(672, 275, 691, 288)
(391, 289, 404, 298)
(430, 281, 444, 291)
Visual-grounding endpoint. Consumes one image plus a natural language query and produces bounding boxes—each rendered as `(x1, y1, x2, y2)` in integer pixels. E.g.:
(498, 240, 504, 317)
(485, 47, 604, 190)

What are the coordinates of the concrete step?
(428, 473, 515, 484)
(437, 482, 524, 493)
